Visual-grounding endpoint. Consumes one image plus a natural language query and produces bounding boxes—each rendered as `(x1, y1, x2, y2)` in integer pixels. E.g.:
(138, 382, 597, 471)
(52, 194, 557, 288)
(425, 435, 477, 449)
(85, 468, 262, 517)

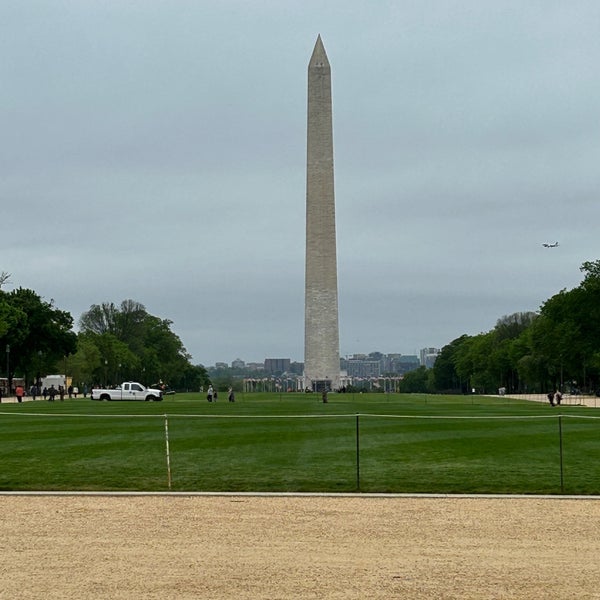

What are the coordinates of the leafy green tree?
(520, 262, 600, 393)
(0, 288, 77, 387)
(486, 262, 600, 394)
(494, 312, 537, 342)
(432, 335, 470, 393)
(78, 299, 209, 391)
(452, 333, 494, 393)
(514, 325, 551, 393)
(79, 300, 147, 353)
(398, 366, 431, 393)
(0, 296, 26, 340)
(176, 363, 211, 392)
(432, 314, 538, 394)
(438, 312, 537, 394)
(67, 333, 102, 389)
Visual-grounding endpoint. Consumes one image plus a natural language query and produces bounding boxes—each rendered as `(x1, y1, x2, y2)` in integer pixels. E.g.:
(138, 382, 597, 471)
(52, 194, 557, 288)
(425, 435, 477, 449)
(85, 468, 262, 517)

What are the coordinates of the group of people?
(547, 390, 563, 406)
(10, 381, 89, 403)
(0, 384, 76, 403)
(33, 384, 65, 401)
(205, 385, 235, 402)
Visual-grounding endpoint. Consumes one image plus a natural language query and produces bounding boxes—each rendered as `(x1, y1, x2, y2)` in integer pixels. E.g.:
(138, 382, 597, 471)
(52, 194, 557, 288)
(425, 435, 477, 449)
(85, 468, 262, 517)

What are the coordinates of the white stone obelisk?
(304, 35, 340, 392)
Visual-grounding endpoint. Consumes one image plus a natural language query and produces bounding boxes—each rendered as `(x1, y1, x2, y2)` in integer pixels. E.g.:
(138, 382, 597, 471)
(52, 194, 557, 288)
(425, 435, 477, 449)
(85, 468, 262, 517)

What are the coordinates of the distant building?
(215, 362, 228, 369)
(420, 347, 440, 369)
(382, 353, 402, 373)
(395, 355, 420, 374)
(341, 358, 381, 378)
(289, 361, 304, 375)
(231, 358, 245, 369)
(264, 358, 291, 375)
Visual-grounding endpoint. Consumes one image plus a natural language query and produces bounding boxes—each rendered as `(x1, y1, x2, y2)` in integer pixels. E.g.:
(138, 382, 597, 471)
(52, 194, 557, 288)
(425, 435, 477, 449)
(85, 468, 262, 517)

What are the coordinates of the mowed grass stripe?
(1, 393, 599, 493)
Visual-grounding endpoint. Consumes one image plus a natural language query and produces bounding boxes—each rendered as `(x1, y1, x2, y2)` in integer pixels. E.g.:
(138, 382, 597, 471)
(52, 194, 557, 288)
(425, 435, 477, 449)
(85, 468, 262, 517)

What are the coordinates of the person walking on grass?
(15, 384, 24, 403)
(207, 385, 214, 402)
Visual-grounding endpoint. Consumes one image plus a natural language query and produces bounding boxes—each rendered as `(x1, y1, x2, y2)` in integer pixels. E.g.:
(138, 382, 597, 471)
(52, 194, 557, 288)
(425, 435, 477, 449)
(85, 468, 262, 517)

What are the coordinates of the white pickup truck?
(91, 381, 163, 402)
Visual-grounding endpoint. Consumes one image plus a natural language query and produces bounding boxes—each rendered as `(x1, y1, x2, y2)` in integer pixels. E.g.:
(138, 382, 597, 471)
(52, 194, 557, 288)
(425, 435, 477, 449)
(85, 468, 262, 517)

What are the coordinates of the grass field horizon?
(2, 392, 600, 494)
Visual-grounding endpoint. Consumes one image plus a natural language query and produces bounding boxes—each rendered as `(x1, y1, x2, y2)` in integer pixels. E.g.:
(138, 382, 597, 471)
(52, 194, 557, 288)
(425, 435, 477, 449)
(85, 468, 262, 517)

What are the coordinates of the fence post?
(356, 413, 360, 492)
(558, 415, 564, 493)
(164, 415, 172, 490)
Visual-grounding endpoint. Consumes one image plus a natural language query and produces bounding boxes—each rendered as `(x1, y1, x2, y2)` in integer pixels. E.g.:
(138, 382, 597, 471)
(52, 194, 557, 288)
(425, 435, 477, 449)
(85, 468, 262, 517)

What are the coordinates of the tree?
(432, 335, 470, 393)
(78, 299, 209, 390)
(78, 300, 147, 347)
(431, 313, 539, 394)
(580, 260, 600, 282)
(398, 366, 432, 393)
(0, 287, 77, 386)
(524, 264, 600, 392)
(494, 312, 537, 342)
(0, 296, 26, 340)
(498, 261, 600, 393)
(67, 334, 102, 388)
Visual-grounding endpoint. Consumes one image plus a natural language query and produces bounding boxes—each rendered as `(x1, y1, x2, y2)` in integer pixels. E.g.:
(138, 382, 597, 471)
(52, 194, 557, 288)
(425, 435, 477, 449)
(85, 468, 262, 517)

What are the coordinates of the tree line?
(3, 260, 599, 396)
(399, 260, 600, 395)
(0, 277, 209, 393)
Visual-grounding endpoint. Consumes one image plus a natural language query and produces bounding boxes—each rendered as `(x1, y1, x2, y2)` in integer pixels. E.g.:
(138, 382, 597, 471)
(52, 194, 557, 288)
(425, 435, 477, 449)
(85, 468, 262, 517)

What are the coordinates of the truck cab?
(121, 382, 148, 400)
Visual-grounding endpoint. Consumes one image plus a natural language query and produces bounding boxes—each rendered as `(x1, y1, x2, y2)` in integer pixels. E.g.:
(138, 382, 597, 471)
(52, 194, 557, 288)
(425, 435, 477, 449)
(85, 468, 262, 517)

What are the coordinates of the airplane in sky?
(542, 242, 559, 248)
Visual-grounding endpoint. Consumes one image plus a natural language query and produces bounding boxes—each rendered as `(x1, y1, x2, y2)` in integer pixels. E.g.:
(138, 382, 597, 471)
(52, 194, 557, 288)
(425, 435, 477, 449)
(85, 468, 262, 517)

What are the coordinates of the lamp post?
(5, 344, 10, 395)
(37, 350, 43, 387)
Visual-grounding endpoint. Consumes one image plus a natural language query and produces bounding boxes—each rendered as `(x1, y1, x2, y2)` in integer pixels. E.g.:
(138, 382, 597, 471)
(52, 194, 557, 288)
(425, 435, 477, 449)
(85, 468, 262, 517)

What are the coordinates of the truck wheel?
(100, 394, 110, 401)
(146, 395, 156, 402)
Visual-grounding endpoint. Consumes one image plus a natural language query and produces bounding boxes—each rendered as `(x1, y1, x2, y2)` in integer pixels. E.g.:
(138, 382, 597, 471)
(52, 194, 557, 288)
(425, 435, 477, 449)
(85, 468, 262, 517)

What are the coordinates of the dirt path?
(503, 393, 600, 408)
(1, 494, 600, 599)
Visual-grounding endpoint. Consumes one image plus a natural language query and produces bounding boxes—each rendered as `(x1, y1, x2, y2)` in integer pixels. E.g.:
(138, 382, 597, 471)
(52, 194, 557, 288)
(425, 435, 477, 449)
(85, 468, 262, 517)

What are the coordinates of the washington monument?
(304, 35, 340, 392)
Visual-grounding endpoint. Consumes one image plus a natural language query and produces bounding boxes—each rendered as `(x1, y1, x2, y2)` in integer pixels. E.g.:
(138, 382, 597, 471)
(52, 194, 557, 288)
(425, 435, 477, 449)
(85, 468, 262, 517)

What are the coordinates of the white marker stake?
(164, 415, 172, 490)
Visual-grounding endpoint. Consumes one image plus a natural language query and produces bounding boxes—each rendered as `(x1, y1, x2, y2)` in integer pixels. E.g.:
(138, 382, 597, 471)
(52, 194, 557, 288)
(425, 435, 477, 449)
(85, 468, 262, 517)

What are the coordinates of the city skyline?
(209, 347, 438, 370)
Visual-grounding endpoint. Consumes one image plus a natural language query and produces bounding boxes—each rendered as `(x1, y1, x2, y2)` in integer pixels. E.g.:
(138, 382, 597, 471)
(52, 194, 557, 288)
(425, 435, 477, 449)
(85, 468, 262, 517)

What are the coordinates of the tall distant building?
(303, 35, 340, 392)
(420, 347, 441, 369)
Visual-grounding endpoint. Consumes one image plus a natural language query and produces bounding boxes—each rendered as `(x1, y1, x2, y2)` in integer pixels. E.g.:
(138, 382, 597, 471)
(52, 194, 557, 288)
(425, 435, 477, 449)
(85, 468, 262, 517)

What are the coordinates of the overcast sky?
(2, 1, 599, 366)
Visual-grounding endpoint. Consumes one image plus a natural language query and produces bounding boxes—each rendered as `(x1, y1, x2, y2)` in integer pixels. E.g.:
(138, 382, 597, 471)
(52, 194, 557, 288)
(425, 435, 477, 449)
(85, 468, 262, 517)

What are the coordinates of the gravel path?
(1, 495, 600, 599)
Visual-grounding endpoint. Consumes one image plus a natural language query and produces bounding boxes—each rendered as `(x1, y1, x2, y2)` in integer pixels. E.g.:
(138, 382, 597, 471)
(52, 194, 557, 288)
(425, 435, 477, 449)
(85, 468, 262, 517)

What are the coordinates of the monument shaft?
(304, 36, 340, 391)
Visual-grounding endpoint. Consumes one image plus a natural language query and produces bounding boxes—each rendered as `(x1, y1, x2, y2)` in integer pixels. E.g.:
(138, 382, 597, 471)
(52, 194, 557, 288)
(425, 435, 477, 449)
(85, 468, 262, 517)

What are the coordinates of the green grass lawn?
(1, 392, 599, 493)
